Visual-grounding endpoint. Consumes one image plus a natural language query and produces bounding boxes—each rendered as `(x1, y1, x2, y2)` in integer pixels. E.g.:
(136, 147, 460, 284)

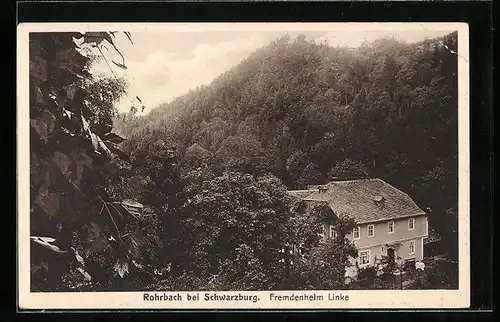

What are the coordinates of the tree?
(328, 158, 369, 180)
(184, 142, 211, 167)
(29, 31, 157, 291)
(297, 162, 323, 187)
(85, 76, 128, 136)
(286, 150, 310, 184)
(160, 170, 293, 290)
(214, 135, 265, 174)
(286, 206, 357, 289)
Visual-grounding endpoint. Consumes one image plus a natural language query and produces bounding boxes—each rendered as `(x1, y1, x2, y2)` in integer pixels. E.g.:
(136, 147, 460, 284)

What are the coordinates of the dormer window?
(373, 195, 385, 206)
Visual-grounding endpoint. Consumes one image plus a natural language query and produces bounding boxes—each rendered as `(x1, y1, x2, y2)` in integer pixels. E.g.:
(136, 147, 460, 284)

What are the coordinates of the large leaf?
(69, 149, 93, 186)
(35, 172, 60, 218)
(127, 227, 144, 260)
(103, 132, 126, 144)
(113, 199, 143, 217)
(30, 236, 67, 254)
(36, 193, 60, 218)
(106, 141, 131, 163)
(81, 32, 110, 46)
(30, 119, 48, 143)
(81, 113, 90, 132)
(114, 259, 129, 278)
(86, 222, 108, 255)
(122, 200, 143, 209)
(96, 134, 112, 158)
(89, 132, 99, 153)
(65, 84, 79, 101)
(35, 86, 45, 105)
(30, 110, 56, 144)
(31, 261, 50, 276)
(52, 151, 71, 178)
(76, 267, 92, 281)
(29, 55, 47, 83)
(72, 247, 85, 266)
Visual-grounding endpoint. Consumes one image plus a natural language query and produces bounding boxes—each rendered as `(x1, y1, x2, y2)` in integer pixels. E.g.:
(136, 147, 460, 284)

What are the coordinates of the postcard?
(17, 22, 470, 310)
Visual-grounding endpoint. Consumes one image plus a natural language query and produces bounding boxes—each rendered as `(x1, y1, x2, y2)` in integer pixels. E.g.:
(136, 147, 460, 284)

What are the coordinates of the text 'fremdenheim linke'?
(143, 292, 349, 303)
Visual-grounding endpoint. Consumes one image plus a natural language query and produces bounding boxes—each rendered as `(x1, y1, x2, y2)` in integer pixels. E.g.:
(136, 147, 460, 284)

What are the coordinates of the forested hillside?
(116, 32, 458, 216)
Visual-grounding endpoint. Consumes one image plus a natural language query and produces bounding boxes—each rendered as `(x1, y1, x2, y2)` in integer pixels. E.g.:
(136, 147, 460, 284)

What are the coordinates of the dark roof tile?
(297, 178, 425, 224)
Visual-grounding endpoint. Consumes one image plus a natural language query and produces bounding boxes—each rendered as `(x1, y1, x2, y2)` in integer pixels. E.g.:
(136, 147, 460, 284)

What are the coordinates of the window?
(425, 218, 429, 235)
(388, 221, 394, 234)
(353, 226, 360, 239)
(408, 218, 415, 231)
(367, 224, 374, 237)
(329, 225, 338, 239)
(409, 240, 415, 255)
(358, 250, 370, 266)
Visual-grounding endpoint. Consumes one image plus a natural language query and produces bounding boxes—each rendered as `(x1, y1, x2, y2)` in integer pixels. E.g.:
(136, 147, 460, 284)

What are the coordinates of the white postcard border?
(17, 22, 470, 310)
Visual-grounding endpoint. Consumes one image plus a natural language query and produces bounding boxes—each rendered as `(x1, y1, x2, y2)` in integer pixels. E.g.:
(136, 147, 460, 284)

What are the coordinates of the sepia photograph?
(17, 22, 470, 309)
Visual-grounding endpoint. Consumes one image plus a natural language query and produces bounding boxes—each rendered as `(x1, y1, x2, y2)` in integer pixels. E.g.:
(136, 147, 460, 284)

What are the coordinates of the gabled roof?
(297, 178, 426, 224)
(287, 189, 316, 200)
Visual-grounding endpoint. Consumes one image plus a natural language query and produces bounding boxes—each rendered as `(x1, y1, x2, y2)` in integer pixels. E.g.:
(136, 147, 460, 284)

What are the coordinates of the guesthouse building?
(288, 178, 429, 279)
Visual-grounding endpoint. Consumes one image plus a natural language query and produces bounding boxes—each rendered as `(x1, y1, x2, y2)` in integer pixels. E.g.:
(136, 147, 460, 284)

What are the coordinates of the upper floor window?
(358, 250, 370, 267)
(367, 224, 374, 237)
(425, 218, 429, 235)
(388, 221, 395, 234)
(409, 240, 416, 255)
(329, 225, 338, 239)
(353, 226, 360, 240)
(408, 218, 415, 231)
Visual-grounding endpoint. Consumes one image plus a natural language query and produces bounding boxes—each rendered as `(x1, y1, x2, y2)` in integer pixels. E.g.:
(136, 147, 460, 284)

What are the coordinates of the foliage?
(328, 158, 370, 180)
(287, 238, 357, 290)
(158, 169, 293, 290)
(356, 266, 378, 288)
(286, 150, 310, 184)
(29, 31, 159, 291)
(285, 205, 358, 290)
(297, 162, 323, 187)
(413, 257, 458, 289)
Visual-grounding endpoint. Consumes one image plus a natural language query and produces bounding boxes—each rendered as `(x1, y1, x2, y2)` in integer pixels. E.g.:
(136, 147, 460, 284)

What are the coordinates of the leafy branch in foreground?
(29, 32, 160, 291)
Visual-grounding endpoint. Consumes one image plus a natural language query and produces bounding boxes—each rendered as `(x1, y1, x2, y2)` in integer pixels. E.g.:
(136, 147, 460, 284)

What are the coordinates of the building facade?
(288, 178, 428, 279)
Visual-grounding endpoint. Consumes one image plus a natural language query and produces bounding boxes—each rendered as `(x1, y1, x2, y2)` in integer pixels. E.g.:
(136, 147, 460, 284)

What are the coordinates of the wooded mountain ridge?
(115, 32, 458, 215)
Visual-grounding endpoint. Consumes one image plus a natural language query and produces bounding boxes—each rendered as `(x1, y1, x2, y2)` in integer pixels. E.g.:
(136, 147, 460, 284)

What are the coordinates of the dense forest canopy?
(116, 32, 458, 216)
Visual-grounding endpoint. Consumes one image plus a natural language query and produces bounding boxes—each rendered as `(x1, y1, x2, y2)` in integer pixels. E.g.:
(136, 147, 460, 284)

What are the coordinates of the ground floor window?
(358, 250, 370, 266)
(329, 225, 338, 239)
(409, 240, 416, 255)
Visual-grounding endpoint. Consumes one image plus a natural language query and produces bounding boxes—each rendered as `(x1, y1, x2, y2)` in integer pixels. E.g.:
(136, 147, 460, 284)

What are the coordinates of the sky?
(90, 27, 454, 114)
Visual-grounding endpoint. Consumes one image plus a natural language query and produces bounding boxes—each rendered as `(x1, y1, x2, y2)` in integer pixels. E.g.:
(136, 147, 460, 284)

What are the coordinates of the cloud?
(92, 33, 270, 114)
(91, 29, 454, 114)
(315, 29, 453, 48)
